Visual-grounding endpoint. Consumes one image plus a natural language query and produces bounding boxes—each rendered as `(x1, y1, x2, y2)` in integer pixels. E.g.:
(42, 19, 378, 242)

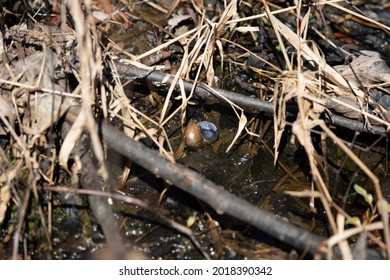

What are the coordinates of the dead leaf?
(168, 14, 193, 31)
(0, 161, 22, 223)
(235, 26, 259, 33)
(226, 112, 247, 152)
(14, 48, 59, 88)
(0, 184, 10, 223)
(59, 110, 85, 171)
(30, 94, 74, 133)
(334, 51, 390, 86)
(0, 95, 16, 135)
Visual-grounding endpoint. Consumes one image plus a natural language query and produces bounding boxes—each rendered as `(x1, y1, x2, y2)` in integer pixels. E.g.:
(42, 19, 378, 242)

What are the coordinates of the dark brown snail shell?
(184, 121, 218, 149)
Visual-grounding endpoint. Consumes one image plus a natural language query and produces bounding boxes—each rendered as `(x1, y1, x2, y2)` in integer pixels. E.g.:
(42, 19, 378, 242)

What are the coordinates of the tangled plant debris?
(0, 0, 390, 260)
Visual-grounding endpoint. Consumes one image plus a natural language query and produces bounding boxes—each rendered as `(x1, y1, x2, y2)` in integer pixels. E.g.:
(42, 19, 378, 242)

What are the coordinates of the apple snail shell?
(184, 121, 219, 149)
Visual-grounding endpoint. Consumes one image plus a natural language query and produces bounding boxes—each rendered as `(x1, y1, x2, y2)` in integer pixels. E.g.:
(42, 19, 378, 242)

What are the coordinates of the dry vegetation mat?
(0, 0, 389, 259)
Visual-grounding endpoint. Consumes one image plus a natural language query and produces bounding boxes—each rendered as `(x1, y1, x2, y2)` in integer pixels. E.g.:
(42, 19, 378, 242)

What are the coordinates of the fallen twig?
(113, 62, 388, 136)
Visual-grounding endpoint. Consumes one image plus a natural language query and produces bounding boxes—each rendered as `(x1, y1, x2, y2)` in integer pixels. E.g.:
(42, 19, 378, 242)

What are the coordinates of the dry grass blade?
(0, 161, 22, 223)
(336, 214, 353, 260)
(216, 0, 238, 34)
(62, 1, 108, 179)
(226, 112, 247, 153)
(0, 111, 26, 153)
(272, 76, 288, 163)
(164, 0, 181, 18)
(226, 1, 344, 24)
(0, 79, 79, 98)
(326, 221, 384, 249)
(59, 111, 85, 169)
(133, 27, 198, 62)
(108, 60, 136, 139)
(107, 60, 174, 160)
(159, 43, 192, 124)
(220, 38, 281, 72)
(378, 198, 390, 258)
(0, 185, 10, 223)
(327, 2, 390, 32)
(263, 3, 292, 71)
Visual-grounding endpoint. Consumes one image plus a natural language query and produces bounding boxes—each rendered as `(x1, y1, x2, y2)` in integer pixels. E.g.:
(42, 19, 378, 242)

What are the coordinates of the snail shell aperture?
(197, 121, 219, 143)
(184, 121, 219, 149)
